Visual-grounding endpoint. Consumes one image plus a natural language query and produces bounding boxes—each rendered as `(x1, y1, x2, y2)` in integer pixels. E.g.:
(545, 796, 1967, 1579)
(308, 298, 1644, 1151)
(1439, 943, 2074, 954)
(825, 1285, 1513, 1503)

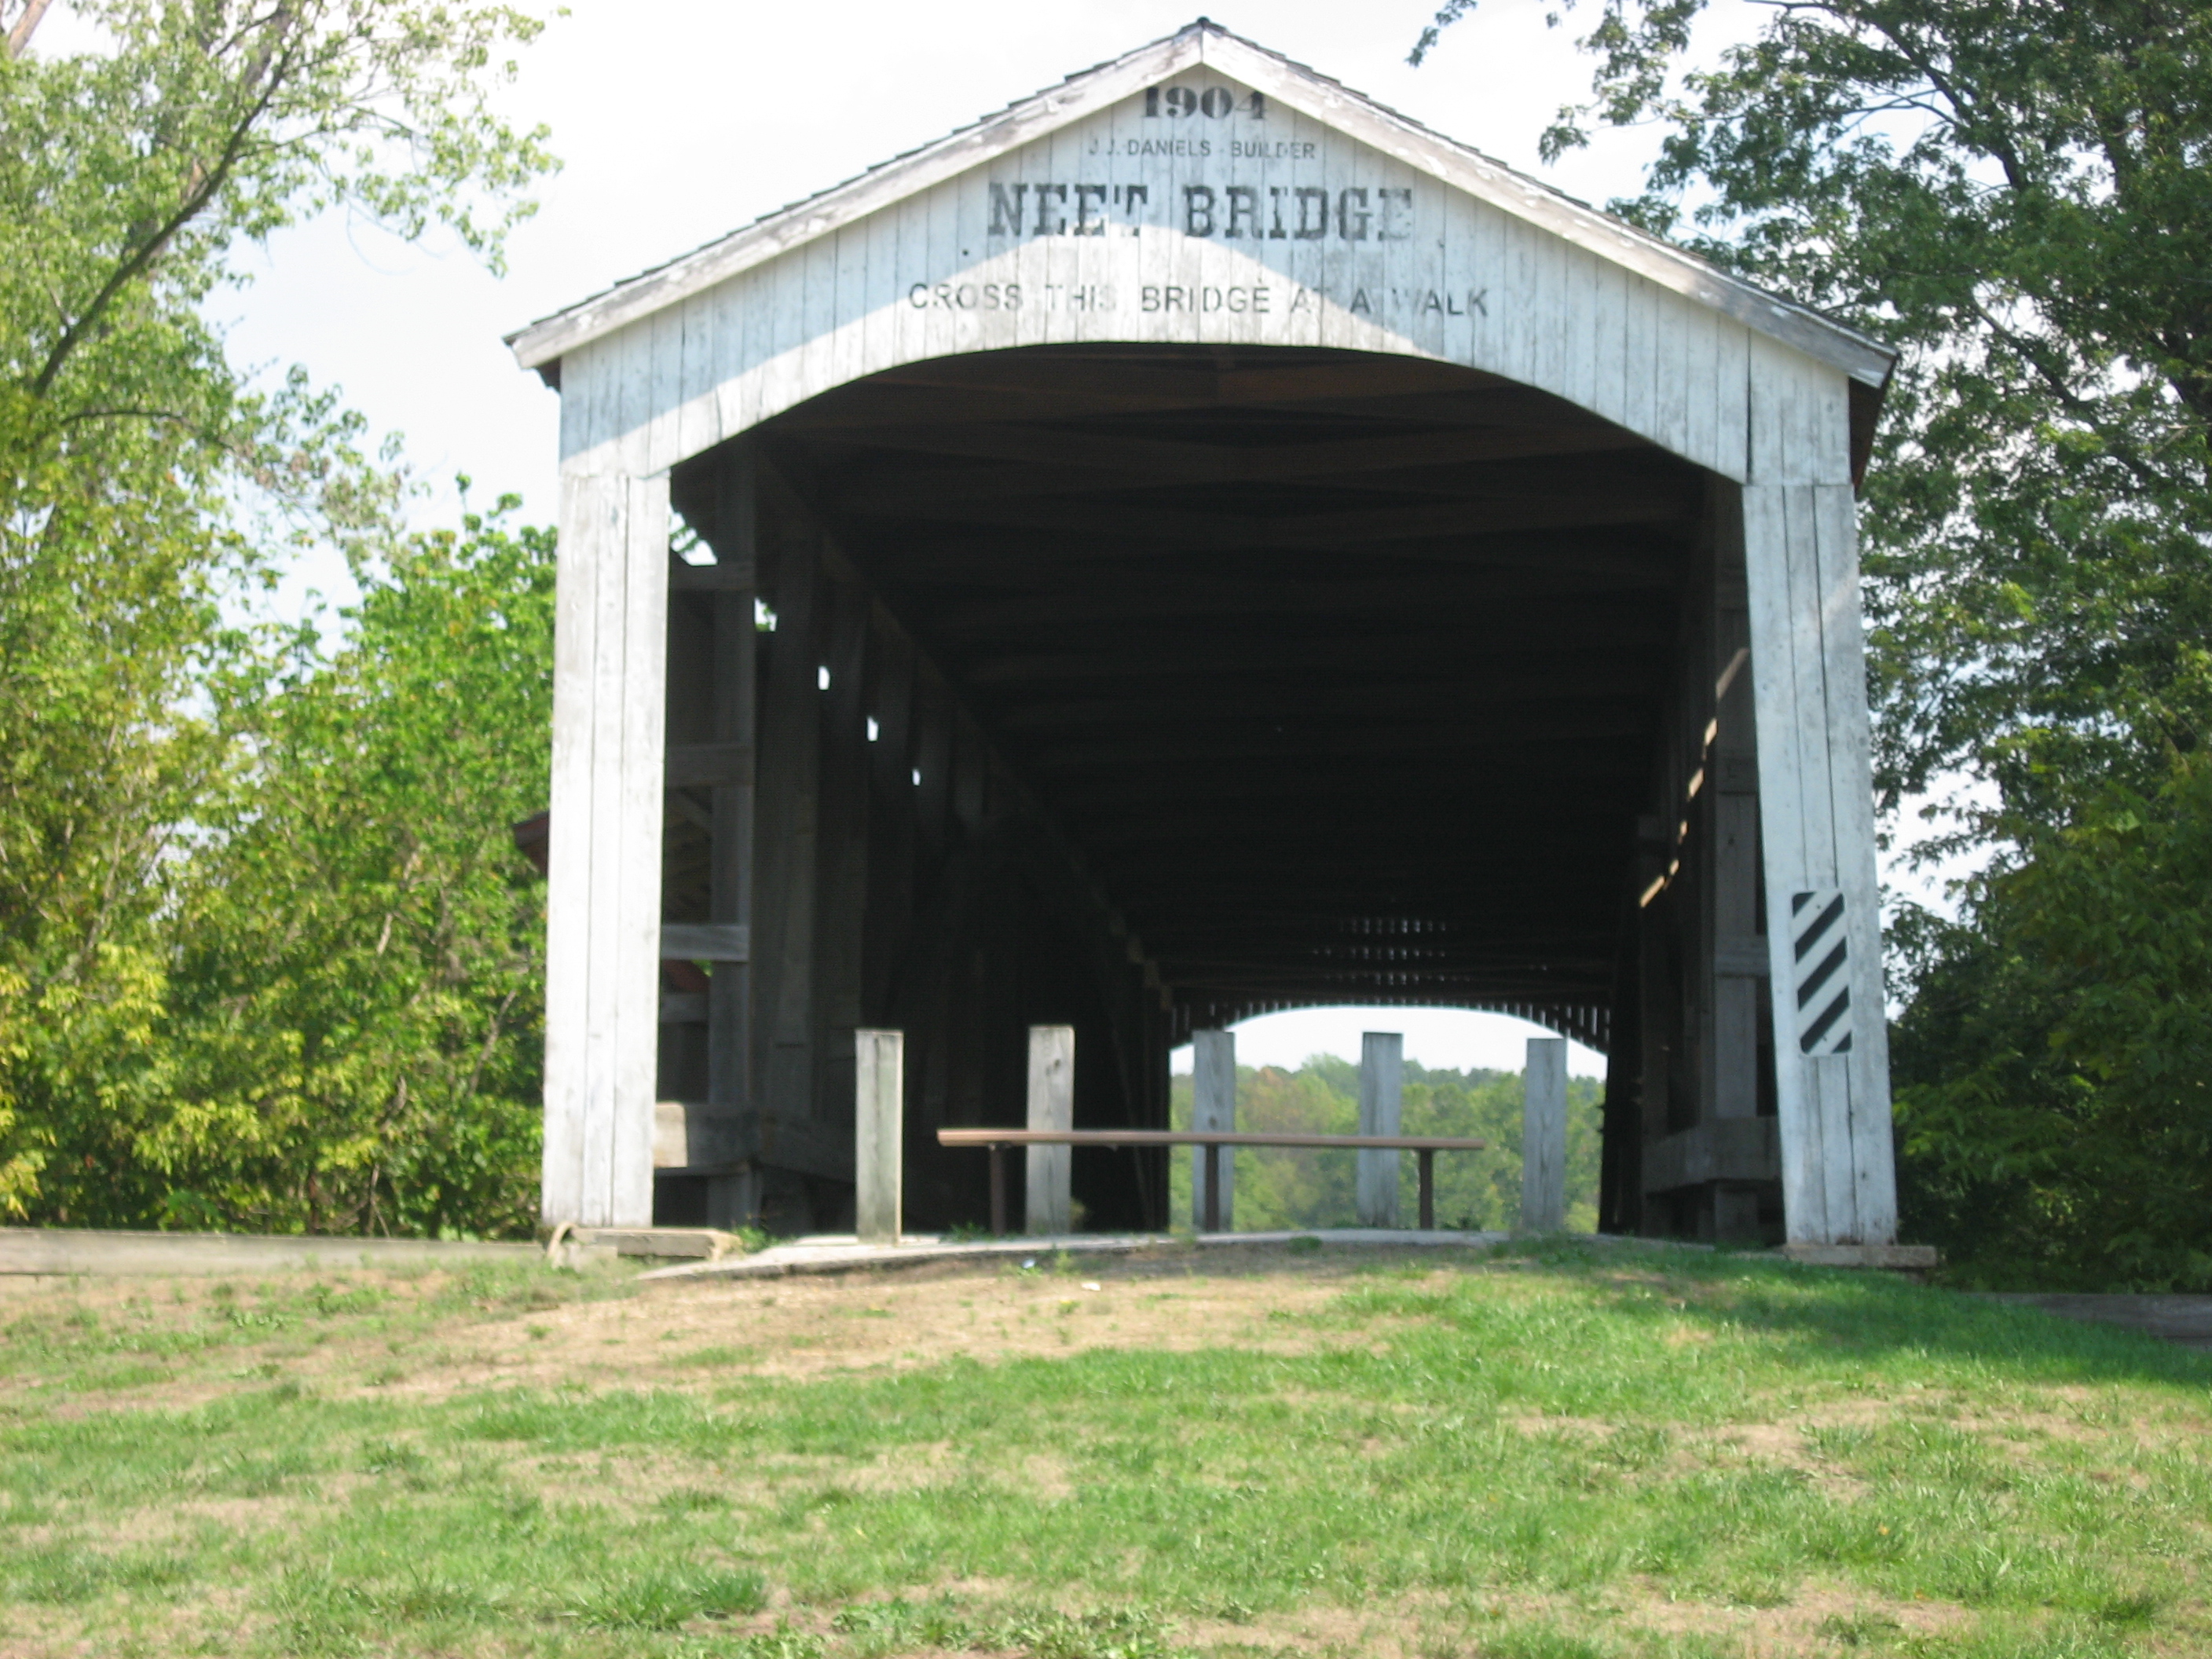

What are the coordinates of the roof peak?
(506, 21, 1892, 394)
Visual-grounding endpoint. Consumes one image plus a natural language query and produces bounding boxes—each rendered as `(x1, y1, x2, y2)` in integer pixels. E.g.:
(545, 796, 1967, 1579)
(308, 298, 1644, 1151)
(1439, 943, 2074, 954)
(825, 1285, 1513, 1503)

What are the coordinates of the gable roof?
(506, 19, 1895, 394)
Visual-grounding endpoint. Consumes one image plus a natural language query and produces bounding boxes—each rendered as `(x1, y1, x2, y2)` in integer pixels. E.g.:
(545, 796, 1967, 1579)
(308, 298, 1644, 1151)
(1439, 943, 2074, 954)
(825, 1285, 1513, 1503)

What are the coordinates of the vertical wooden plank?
(1811, 483, 1899, 1242)
(1590, 255, 1628, 432)
(541, 466, 667, 1229)
(1743, 479, 1818, 1239)
(1190, 1028, 1236, 1230)
(705, 447, 758, 1226)
(1712, 487, 1763, 1124)
(757, 510, 823, 1146)
(1025, 1025, 1075, 1236)
(1711, 793, 1763, 1123)
(1747, 460, 1896, 1243)
(1676, 293, 1710, 463)
(859, 196, 899, 413)
(1637, 904, 1675, 1175)
(812, 566, 872, 1133)
(855, 1028, 903, 1243)
(610, 474, 670, 1227)
(754, 251, 803, 439)
(1506, 214, 1540, 393)
(1536, 236, 1573, 406)
(725, 270, 769, 442)
(1357, 1031, 1403, 1228)
(674, 291, 723, 465)
(1657, 291, 1693, 462)
(577, 467, 630, 1225)
(554, 339, 599, 468)
(1716, 323, 1752, 483)
(1787, 1055, 1833, 1243)
(1521, 1037, 1568, 1232)
(862, 621, 918, 1019)
(540, 467, 608, 1225)
(628, 309, 683, 477)
(1619, 277, 1655, 448)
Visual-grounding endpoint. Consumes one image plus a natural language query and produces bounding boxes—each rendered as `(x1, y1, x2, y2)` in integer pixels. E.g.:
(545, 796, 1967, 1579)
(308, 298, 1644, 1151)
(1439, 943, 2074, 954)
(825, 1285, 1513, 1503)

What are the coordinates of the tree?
(0, 1, 553, 1218)
(64, 504, 554, 1237)
(1891, 755, 2212, 1287)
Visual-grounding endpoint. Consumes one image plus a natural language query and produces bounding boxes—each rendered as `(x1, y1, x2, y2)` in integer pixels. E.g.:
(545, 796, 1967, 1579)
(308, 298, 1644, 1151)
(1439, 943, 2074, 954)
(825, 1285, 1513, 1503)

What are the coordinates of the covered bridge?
(507, 20, 1899, 1247)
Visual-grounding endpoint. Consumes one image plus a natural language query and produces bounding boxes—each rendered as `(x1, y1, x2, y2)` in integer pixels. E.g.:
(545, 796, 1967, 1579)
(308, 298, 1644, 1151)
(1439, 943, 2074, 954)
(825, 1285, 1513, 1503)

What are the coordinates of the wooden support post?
(705, 449, 757, 1229)
(1522, 1037, 1568, 1232)
(815, 572, 872, 1137)
(754, 511, 823, 1181)
(1357, 1032, 1403, 1228)
(855, 1028, 903, 1243)
(1701, 485, 1768, 1243)
(1026, 1025, 1075, 1236)
(1189, 1029, 1235, 1231)
(543, 469, 670, 1229)
(1740, 361, 1897, 1246)
(1417, 1149, 1435, 1231)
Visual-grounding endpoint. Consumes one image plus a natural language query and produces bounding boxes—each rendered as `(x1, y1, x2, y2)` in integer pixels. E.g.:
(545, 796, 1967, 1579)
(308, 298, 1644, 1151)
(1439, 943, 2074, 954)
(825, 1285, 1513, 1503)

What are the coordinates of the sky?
(137, 0, 1928, 1082)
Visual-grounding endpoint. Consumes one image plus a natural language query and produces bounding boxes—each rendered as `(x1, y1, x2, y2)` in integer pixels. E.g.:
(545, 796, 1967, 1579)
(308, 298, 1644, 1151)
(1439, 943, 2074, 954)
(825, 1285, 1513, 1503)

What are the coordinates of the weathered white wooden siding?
(556, 70, 1752, 484)
(1741, 336, 1896, 1244)
(541, 471, 668, 1228)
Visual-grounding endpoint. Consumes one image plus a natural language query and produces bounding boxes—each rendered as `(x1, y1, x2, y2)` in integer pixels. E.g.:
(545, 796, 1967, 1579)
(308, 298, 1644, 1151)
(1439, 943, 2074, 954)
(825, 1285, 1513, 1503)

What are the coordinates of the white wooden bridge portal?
(508, 21, 1899, 1247)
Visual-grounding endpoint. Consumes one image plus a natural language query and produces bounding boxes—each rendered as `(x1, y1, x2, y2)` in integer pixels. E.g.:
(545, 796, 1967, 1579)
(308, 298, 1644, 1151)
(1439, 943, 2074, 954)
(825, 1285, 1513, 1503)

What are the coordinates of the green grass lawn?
(2, 1240, 2209, 1657)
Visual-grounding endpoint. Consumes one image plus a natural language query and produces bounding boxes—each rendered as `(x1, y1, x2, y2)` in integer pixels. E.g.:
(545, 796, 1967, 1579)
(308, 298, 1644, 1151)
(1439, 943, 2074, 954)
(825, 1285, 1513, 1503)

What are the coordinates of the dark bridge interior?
(657, 344, 1763, 1238)
(756, 346, 1700, 1038)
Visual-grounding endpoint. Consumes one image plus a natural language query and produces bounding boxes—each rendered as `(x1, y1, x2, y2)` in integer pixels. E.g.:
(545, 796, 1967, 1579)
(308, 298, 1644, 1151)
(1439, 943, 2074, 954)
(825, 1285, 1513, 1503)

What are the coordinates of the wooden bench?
(936, 1128, 1489, 1235)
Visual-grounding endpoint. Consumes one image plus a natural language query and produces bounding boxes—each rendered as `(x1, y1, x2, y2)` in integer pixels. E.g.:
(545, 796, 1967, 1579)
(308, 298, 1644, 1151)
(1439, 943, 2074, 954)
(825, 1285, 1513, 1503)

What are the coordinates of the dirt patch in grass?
(1178, 1599, 1423, 1657)
(0, 1246, 1584, 1417)
(306, 1247, 1403, 1401)
(1624, 1579, 1973, 1646)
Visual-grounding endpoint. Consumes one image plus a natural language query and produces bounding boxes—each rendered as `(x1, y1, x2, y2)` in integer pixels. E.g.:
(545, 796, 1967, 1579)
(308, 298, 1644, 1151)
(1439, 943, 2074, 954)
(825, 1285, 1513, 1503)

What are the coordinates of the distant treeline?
(1166, 1057, 1601, 1235)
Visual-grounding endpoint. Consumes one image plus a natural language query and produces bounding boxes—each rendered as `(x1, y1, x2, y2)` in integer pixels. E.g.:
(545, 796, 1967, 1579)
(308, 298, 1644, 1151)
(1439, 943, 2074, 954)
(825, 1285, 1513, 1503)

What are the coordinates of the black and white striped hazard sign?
(1790, 890, 1853, 1055)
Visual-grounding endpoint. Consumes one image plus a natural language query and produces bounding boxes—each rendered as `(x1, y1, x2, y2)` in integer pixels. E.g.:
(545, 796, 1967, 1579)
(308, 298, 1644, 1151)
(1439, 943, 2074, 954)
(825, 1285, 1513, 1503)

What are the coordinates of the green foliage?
(1168, 1055, 1601, 1231)
(0, 2, 553, 1225)
(72, 507, 551, 1236)
(2, 494, 557, 1239)
(1895, 750, 2212, 1288)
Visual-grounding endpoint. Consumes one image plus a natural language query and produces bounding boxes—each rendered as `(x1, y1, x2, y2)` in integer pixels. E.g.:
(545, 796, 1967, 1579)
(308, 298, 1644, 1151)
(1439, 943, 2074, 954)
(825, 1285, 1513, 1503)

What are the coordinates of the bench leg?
(1419, 1149, 1435, 1232)
(1203, 1144, 1220, 1234)
(989, 1144, 1007, 1236)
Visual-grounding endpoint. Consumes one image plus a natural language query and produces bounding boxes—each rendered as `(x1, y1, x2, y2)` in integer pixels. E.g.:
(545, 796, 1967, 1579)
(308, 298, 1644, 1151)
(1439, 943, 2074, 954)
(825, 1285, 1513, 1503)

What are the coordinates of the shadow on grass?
(1486, 1236, 2212, 1391)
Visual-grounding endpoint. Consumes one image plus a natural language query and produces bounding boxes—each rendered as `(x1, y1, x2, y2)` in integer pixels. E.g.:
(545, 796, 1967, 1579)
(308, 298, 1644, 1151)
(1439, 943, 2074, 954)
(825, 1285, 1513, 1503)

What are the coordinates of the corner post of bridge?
(1358, 1032, 1404, 1228)
(1522, 1036, 1569, 1232)
(1026, 1025, 1075, 1236)
(855, 1029, 904, 1243)
(1191, 1029, 1236, 1232)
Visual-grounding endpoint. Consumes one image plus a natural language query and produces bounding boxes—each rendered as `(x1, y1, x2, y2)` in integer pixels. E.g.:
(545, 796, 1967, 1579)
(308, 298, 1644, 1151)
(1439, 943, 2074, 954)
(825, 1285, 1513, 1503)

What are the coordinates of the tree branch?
(5, 0, 53, 58)
(29, 29, 298, 397)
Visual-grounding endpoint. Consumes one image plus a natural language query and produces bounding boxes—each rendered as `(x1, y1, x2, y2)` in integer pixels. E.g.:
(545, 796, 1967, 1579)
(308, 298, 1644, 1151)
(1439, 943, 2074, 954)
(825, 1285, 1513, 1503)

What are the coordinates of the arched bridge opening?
(649, 343, 1769, 1240)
